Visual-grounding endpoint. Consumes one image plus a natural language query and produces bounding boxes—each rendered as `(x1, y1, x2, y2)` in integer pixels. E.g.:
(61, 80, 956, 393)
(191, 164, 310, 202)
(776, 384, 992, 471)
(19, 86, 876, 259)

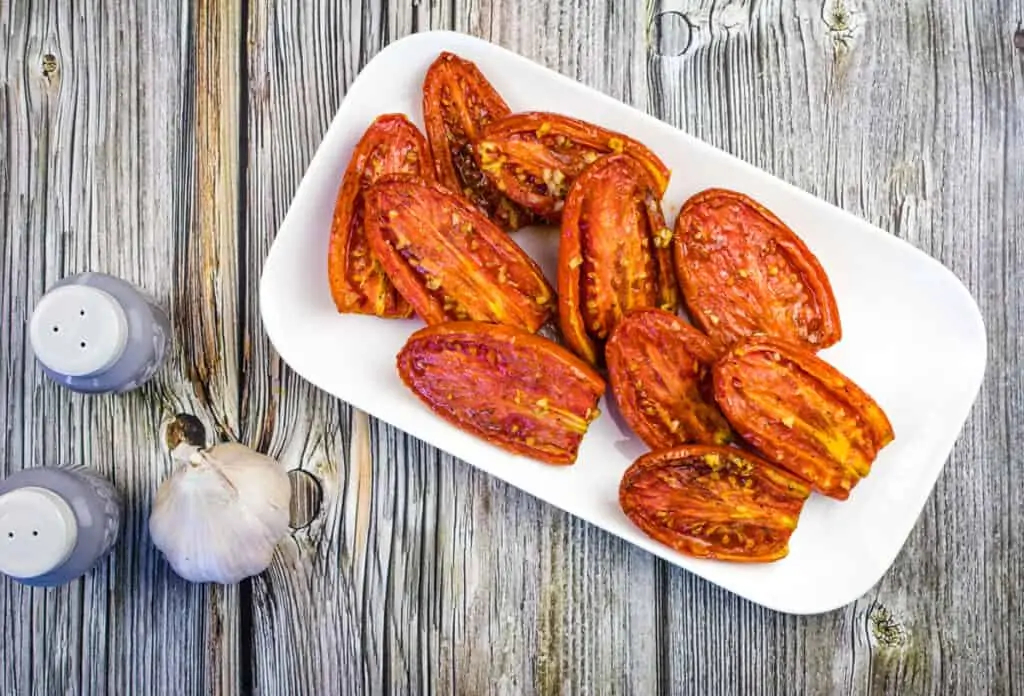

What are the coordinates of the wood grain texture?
(1, 0, 1021, 694)
(240, 2, 664, 695)
(0, 1, 243, 694)
(648, 0, 1024, 694)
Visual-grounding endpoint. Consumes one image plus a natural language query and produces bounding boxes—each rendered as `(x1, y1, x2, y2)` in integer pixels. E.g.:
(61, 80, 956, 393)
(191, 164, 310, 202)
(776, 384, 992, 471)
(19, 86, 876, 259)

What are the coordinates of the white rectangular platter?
(259, 31, 987, 614)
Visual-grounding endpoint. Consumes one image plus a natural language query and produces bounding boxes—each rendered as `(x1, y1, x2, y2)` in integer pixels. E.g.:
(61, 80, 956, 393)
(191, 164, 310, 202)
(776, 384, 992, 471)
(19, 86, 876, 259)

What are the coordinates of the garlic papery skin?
(149, 442, 291, 584)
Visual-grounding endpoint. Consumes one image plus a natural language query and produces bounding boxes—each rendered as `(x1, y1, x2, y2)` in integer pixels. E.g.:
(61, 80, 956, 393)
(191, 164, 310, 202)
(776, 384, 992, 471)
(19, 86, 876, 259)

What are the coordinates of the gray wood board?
(0, 0, 1020, 694)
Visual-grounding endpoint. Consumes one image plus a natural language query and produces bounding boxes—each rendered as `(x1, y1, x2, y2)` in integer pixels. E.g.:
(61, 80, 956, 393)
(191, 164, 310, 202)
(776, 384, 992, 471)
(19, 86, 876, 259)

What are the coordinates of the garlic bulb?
(149, 442, 291, 584)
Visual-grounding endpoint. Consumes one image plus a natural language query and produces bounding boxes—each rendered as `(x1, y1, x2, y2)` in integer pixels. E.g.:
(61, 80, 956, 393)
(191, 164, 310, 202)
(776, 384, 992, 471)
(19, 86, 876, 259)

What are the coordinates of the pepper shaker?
(29, 272, 172, 394)
(0, 466, 123, 587)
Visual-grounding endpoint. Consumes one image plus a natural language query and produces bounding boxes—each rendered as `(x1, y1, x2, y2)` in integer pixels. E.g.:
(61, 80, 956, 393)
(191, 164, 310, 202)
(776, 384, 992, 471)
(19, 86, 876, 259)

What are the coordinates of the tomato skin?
(422, 52, 533, 232)
(327, 114, 434, 317)
(557, 156, 679, 366)
(605, 308, 734, 449)
(363, 177, 556, 333)
(673, 188, 841, 351)
(397, 322, 606, 465)
(713, 337, 894, 500)
(475, 112, 671, 222)
(619, 445, 811, 562)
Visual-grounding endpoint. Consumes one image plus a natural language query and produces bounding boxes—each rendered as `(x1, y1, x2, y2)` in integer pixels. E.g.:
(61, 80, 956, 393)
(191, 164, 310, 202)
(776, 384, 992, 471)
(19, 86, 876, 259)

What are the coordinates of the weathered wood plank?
(241, 2, 374, 694)
(0, 1, 244, 694)
(443, 8, 666, 694)
(241, 2, 662, 695)
(648, 0, 1023, 693)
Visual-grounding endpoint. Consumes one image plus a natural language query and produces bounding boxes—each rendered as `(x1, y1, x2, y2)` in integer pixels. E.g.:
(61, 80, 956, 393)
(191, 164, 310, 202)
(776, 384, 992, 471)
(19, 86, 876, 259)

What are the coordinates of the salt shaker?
(29, 272, 172, 394)
(0, 466, 123, 587)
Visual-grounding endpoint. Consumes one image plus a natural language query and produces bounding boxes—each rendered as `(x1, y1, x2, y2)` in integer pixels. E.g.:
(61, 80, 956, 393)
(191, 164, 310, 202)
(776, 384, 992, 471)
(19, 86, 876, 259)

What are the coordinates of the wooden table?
(1, 1, 1020, 694)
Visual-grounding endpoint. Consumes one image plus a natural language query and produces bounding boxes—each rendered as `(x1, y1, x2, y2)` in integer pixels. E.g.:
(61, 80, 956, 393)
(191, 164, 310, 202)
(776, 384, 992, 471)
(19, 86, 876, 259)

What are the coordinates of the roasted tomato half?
(673, 188, 841, 350)
(619, 445, 811, 562)
(422, 52, 533, 232)
(605, 308, 734, 449)
(364, 177, 555, 332)
(327, 114, 434, 317)
(558, 155, 679, 366)
(713, 337, 895, 500)
(397, 322, 606, 464)
(475, 112, 671, 221)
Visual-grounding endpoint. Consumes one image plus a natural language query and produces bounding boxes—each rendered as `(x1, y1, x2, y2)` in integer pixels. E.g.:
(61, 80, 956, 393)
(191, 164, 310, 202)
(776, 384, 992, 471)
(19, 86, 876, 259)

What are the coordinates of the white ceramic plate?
(259, 31, 986, 614)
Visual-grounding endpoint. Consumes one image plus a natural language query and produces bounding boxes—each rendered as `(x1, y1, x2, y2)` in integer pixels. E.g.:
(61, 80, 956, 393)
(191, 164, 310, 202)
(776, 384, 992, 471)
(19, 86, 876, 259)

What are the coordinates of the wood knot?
(868, 604, 908, 648)
(650, 11, 694, 57)
(287, 469, 323, 529)
(164, 413, 208, 450)
(821, 0, 862, 48)
(41, 53, 58, 79)
(1015, 25, 1024, 53)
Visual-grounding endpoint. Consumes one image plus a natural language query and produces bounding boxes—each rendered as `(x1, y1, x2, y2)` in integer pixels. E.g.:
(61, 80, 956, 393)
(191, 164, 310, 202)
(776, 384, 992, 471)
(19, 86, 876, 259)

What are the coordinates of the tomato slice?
(557, 155, 678, 365)
(673, 188, 841, 350)
(364, 177, 556, 333)
(327, 114, 434, 317)
(397, 322, 606, 465)
(475, 112, 671, 221)
(422, 52, 534, 232)
(713, 337, 895, 500)
(619, 445, 811, 562)
(605, 308, 734, 449)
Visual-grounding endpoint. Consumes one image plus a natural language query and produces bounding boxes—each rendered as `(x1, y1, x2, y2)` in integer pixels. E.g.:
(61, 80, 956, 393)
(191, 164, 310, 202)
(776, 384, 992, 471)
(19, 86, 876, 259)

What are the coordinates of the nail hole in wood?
(287, 469, 323, 530)
(651, 11, 694, 57)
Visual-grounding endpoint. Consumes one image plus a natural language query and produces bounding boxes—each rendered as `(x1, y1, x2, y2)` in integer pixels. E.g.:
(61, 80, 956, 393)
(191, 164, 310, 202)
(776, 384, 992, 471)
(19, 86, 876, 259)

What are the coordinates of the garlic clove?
(149, 442, 291, 584)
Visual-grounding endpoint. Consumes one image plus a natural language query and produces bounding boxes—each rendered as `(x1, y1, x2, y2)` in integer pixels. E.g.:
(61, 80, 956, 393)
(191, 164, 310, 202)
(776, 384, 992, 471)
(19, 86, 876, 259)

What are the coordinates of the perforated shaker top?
(0, 487, 79, 579)
(29, 285, 129, 377)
